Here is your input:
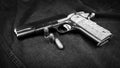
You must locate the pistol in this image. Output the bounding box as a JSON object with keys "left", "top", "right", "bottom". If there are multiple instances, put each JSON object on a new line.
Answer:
{"left": 14, "top": 11, "right": 112, "bottom": 46}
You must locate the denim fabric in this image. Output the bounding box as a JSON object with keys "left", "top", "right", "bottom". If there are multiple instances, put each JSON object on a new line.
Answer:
{"left": 0, "top": 0, "right": 120, "bottom": 68}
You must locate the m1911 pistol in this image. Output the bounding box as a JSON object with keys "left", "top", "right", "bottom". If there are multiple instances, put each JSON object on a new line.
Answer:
{"left": 14, "top": 11, "right": 112, "bottom": 46}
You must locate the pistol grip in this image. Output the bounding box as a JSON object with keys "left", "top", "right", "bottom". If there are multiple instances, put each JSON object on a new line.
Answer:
{"left": 71, "top": 14, "right": 112, "bottom": 46}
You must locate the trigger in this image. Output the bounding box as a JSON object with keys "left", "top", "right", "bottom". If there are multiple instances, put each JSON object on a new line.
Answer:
{"left": 63, "top": 24, "right": 72, "bottom": 31}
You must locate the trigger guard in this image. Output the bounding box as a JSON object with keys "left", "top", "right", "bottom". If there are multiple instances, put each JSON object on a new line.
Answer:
{"left": 56, "top": 24, "right": 72, "bottom": 33}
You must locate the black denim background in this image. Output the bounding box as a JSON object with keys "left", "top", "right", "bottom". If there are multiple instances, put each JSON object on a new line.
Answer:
{"left": 0, "top": 0, "right": 120, "bottom": 68}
